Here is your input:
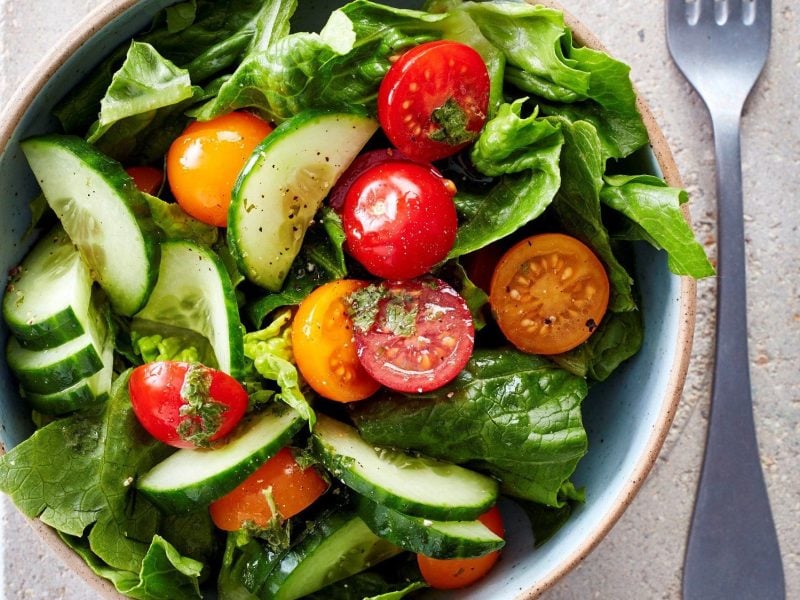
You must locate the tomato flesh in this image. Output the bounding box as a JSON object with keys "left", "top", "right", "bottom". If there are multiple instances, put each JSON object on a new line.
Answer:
{"left": 128, "top": 361, "right": 248, "bottom": 448}
{"left": 489, "top": 234, "right": 610, "bottom": 355}
{"left": 418, "top": 505, "right": 504, "bottom": 589}
{"left": 348, "top": 278, "right": 474, "bottom": 393}
{"left": 210, "top": 447, "right": 328, "bottom": 531}
{"left": 166, "top": 111, "right": 272, "bottom": 227}
{"left": 378, "top": 40, "right": 490, "bottom": 162}
{"left": 126, "top": 166, "right": 164, "bottom": 196}
{"left": 292, "top": 280, "right": 382, "bottom": 403}
{"left": 342, "top": 160, "right": 457, "bottom": 280}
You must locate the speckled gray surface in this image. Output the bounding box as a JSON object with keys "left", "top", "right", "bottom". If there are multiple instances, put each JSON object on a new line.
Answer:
{"left": 1, "top": 1, "right": 798, "bottom": 599}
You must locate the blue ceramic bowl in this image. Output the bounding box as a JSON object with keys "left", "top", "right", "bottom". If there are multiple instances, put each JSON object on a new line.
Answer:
{"left": 0, "top": 1, "right": 696, "bottom": 598}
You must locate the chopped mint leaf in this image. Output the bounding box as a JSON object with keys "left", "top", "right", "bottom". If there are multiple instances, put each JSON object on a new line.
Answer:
{"left": 177, "top": 364, "right": 227, "bottom": 447}
{"left": 382, "top": 298, "right": 418, "bottom": 337}
{"left": 346, "top": 283, "right": 388, "bottom": 333}
{"left": 429, "top": 97, "right": 475, "bottom": 146}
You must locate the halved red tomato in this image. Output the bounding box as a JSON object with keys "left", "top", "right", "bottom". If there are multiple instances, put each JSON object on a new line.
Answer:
{"left": 128, "top": 361, "right": 248, "bottom": 449}
{"left": 378, "top": 40, "right": 490, "bottom": 162}
{"left": 347, "top": 278, "right": 474, "bottom": 393}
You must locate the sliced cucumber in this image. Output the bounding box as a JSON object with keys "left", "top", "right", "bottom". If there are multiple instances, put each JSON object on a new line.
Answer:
{"left": 134, "top": 240, "right": 244, "bottom": 377}
{"left": 137, "top": 404, "right": 304, "bottom": 513}
{"left": 6, "top": 296, "right": 108, "bottom": 395}
{"left": 20, "top": 134, "right": 159, "bottom": 316}
{"left": 24, "top": 337, "right": 114, "bottom": 415}
{"left": 2, "top": 226, "right": 94, "bottom": 350}
{"left": 312, "top": 416, "right": 498, "bottom": 521}
{"left": 356, "top": 496, "right": 504, "bottom": 559}
{"left": 229, "top": 110, "right": 377, "bottom": 291}
{"left": 265, "top": 510, "right": 400, "bottom": 600}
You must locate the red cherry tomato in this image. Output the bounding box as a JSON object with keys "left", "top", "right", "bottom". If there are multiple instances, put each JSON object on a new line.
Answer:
{"left": 328, "top": 148, "right": 412, "bottom": 212}
{"left": 128, "top": 361, "right": 248, "bottom": 449}
{"left": 417, "top": 505, "right": 505, "bottom": 589}
{"left": 342, "top": 160, "right": 457, "bottom": 280}
{"left": 166, "top": 111, "right": 272, "bottom": 227}
{"left": 348, "top": 278, "right": 474, "bottom": 393}
{"left": 126, "top": 166, "right": 164, "bottom": 196}
{"left": 209, "top": 447, "right": 328, "bottom": 531}
{"left": 378, "top": 40, "right": 490, "bottom": 162}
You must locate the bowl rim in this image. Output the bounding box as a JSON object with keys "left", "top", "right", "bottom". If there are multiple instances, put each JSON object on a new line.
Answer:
{"left": 0, "top": 1, "right": 697, "bottom": 598}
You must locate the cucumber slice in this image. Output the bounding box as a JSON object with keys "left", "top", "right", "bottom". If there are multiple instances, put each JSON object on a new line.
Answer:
{"left": 20, "top": 134, "right": 159, "bottom": 316}
{"left": 137, "top": 404, "right": 304, "bottom": 514}
{"left": 312, "top": 416, "right": 498, "bottom": 521}
{"left": 24, "top": 337, "right": 114, "bottom": 415}
{"left": 2, "top": 226, "right": 93, "bottom": 350}
{"left": 134, "top": 240, "right": 243, "bottom": 377}
{"left": 229, "top": 110, "right": 377, "bottom": 291}
{"left": 6, "top": 297, "right": 108, "bottom": 395}
{"left": 356, "top": 496, "right": 504, "bottom": 559}
{"left": 265, "top": 510, "right": 400, "bottom": 600}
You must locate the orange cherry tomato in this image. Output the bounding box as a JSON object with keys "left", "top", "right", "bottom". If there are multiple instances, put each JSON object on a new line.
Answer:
{"left": 291, "top": 280, "right": 381, "bottom": 402}
{"left": 489, "top": 233, "right": 610, "bottom": 355}
{"left": 209, "top": 447, "right": 328, "bottom": 531}
{"left": 166, "top": 111, "right": 272, "bottom": 227}
{"left": 417, "top": 505, "right": 505, "bottom": 589}
{"left": 126, "top": 166, "right": 164, "bottom": 195}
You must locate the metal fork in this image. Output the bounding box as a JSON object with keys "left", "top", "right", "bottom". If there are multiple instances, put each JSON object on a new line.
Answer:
{"left": 665, "top": 1, "right": 784, "bottom": 599}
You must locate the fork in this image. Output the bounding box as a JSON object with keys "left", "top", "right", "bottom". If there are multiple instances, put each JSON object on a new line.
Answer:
{"left": 665, "top": 1, "right": 785, "bottom": 599}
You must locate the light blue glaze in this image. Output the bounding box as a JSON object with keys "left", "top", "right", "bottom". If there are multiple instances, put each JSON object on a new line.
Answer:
{"left": 0, "top": 1, "right": 687, "bottom": 597}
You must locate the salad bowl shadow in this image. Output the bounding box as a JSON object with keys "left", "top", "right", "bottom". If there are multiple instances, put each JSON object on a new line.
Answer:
{"left": 0, "top": 0, "right": 696, "bottom": 598}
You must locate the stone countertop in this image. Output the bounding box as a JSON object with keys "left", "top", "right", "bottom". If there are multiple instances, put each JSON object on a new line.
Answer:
{"left": 1, "top": 1, "right": 798, "bottom": 598}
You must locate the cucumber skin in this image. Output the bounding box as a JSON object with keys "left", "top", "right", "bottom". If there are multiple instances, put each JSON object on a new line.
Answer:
{"left": 25, "top": 387, "right": 108, "bottom": 416}
{"left": 264, "top": 510, "right": 401, "bottom": 600}
{"left": 21, "top": 135, "right": 161, "bottom": 316}
{"left": 356, "top": 496, "right": 504, "bottom": 559}
{"left": 311, "top": 433, "right": 497, "bottom": 522}
{"left": 228, "top": 109, "right": 377, "bottom": 292}
{"left": 4, "top": 309, "right": 85, "bottom": 351}
{"left": 6, "top": 337, "right": 104, "bottom": 395}
{"left": 137, "top": 410, "right": 305, "bottom": 514}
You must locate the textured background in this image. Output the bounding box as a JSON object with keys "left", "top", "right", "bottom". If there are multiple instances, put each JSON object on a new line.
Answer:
{"left": 1, "top": 1, "right": 798, "bottom": 598}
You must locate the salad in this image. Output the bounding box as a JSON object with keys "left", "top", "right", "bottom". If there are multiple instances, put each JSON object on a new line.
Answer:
{"left": 0, "top": 0, "right": 713, "bottom": 599}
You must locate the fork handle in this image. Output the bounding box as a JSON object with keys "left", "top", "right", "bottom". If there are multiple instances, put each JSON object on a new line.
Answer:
{"left": 682, "top": 111, "right": 785, "bottom": 600}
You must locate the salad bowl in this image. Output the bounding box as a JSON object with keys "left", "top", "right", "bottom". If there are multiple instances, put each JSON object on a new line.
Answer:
{"left": 0, "top": 0, "right": 697, "bottom": 598}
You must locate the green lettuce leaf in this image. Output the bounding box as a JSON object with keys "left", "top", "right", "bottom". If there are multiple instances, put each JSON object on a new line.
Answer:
{"left": 551, "top": 309, "right": 643, "bottom": 382}
{"left": 54, "top": 0, "right": 287, "bottom": 134}
{"left": 87, "top": 42, "right": 193, "bottom": 143}
{"left": 145, "top": 194, "right": 219, "bottom": 247}
{"left": 600, "top": 174, "right": 715, "bottom": 278}
{"left": 550, "top": 117, "right": 635, "bottom": 312}
{"left": 243, "top": 309, "right": 315, "bottom": 427}
{"left": 352, "top": 348, "right": 588, "bottom": 507}
{"left": 0, "top": 372, "right": 173, "bottom": 571}
{"left": 60, "top": 533, "right": 203, "bottom": 600}
{"left": 448, "top": 99, "right": 563, "bottom": 257}
{"left": 461, "top": 1, "right": 647, "bottom": 159}
{"left": 193, "top": 0, "right": 448, "bottom": 122}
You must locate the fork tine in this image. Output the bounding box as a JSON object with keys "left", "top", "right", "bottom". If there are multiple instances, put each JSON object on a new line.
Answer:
{"left": 727, "top": 0, "right": 743, "bottom": 23}
{"left": 696, "top": 0, "right": 717, "bottom": 24}
{"left": 667, "top": 0, "right": 690, "bottom": 27}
